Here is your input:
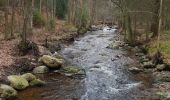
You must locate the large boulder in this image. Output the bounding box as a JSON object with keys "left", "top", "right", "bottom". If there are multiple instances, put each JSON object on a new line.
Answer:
{"left": 33, "top": 66, "right": 49, "bottom": 74}
{"left": 21, "top": 73, "right": 36, "bottom": 82}
{"left": 7, "top": 75, "right": 29, "bottom": 90}
{"left": 0, "top": 84, "right": 17, "bottom": 99}
{"left": 30, "top": 79, "right": 46, "bottom": 87}
{"left": 39, "top": 55, "right": 64, "bottom": 68}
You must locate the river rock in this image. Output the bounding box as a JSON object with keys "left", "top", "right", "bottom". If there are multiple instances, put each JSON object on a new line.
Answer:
{"left": 135, "top": 53, "right": 145, "bottom": 57}
{"left": 39, "top": 55, "right": 64, "bottom": 69}
{"left": 30, "top": 79, "right": 46, "bottom": 87}
{"left": 62, "top": 66, "right": 85, "bottom": 75}
{"left": 106, "top": 43, "right": 119, "bottom": 49}
{"left": 142, "top": 61, "right": 155, "bottom": 68}
{"left": 7, "top": 75, "right": 29, "bottom": 90}
{"left": 21, "top": 73, "right": 36, "bottom": 82}
{"left": 52, "top": 52, "right": 63, "bottom": 59}
{"left": 156, "top": 64, "right": 166, "bottom": 71}
{"left": 90, "top": 25, "right": 98, "bottom": 31}
{"left": 158, "top": 75, "right": 170, "bottom": 82}
{"left": 140, "top": 56, "right": 150, "bottom": 63}
{"left": 152, "top": 92, "right": 167, "bottom": 100}
{"left": 128, "top": 67, "right": 143, "bottom": 74}
{"left": 33, "top": 66, "right": 49, "bottom": 74}
{"left": 0, "top": 84, "right": 18, "bottom": 99}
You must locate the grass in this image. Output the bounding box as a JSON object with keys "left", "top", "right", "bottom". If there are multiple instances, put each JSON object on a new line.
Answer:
{"left": 148, "top": 30, "right": 170, "bottom": 60}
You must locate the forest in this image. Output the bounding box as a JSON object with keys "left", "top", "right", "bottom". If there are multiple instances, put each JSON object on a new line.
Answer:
{"left": 0, "top": 0, "right": 170, "bottom": 100}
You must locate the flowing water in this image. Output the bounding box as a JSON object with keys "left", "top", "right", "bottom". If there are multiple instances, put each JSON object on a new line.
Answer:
{"left": 18, "top": 27, "right": 150, "bottom": 100}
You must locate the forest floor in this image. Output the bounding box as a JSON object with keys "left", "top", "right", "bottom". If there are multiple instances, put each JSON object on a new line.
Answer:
{"left": 0, "top": 20, "right": 79, "bottom": 82}
{"left": 147, "top": 31, "right": 170, "bottom": 98}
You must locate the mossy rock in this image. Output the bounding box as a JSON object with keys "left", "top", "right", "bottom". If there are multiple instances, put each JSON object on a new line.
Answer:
{"left": 63, "top": 66, "right": 85, "bottom": 75}
{"left": 39, "top": 55, "right": 64, "bottom": 69}
{"left": 52, "top": 52, "right": 64, "bottom": 59}
{"left": 21, "top": 73, "right": 36, "bottom": 82}
{"left": 7, "top": 75, "right": 29, "bottom": 90}
{"left": 156, "top": 64, "right": 166, "bottom": 71}
{"left": 30, "top": 79, "right": 46, "bottom": 87}
{"left": 152, "top": 92, "right": 167, "bottom": 100}
{"left": 33, "top": 66, "right": 49, "bottom": 74}
{"left": 0, "top": 84, "right": 18, "bottom": 99}
{"left": 142, "top": 61, "right": 155, "bottom": 68}
{"left": 158, "top": 76, "right": 170, "bottom": 82}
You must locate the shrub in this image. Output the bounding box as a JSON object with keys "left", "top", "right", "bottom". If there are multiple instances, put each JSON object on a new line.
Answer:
{"left": 48, "top": 19, "right": 56, "bottom": 30}
{"left": 33, "top": 11, "right": 46, "bottom": 27}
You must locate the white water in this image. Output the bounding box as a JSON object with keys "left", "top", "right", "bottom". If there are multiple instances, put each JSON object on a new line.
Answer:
{"left": 61, "top": 27, "right": 141, "bottom": 100}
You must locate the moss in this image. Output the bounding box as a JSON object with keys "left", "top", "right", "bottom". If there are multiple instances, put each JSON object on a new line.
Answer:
{"left": 33, "top": 11, "right": 46, "bottom": 27}
{"left": 7, "top": 75, "right": 29, "bottom": 90}
{"left": 30, "top": 79, "right": 46, "bottom": 87}
{"left": 21, "top": 73, "right": 36, "bottom": 82}
{"left": 148, "top": 30, "right": 170, "bottom": 60}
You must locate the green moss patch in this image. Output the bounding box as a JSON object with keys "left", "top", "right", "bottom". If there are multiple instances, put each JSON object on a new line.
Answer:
{"left": 148, "top": 30, "right": 170, "bottom": 59}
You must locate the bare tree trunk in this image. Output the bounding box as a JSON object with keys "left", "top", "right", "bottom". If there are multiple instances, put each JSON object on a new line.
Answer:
{"left": 30, "top": 0, "right": 34, "bottom": 30}
{"left": 39, "top": 0, "right": 42, "bottom": 14}
{"left": 151, "top": 0, "right": 160, "bottom": 38}
{"left": 10, "top": 0, "right": 16, "bottom": 39}
{"left": 4, "top": 0, "right": 9, "bottom": 39}
{"left": 157, "top": 0, "right": 163, "bottom": 51}
{"left": 22, "top": 0, "right": 30, "bottom": 44}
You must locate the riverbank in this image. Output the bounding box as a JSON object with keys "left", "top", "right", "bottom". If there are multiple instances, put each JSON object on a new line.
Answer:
{"left": 126, "top": 30, "right": 170, "bottom": 99}
{"left": 0, "top": 20, "right": 82, "bottom": 82}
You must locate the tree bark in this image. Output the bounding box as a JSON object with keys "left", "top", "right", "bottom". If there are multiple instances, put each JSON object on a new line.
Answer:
{"left": 151, "top": 0, "right": 160, "bottom": 38}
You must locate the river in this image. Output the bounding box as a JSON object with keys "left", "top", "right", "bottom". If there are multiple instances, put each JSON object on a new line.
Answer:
{"left": 18, "top": 27, "right": 150, "bottom": 100}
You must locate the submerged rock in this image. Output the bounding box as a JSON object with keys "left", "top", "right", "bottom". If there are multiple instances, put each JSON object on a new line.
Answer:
{"left": 106, "top": 43, "right": 119, "bottom": 49}
{"left": 62, "top": 66, "right": 85, "bottom": 75}
{"left": 30, "top": 79, "right": 46, "bottom": 87}
{"left": 128, "top": 67, "right": 143, "bottom": 74}
{"left": 39, "top": 55, "right": 64, "bottom": 69}
{"left": 21, "top": 73, "right": 36, "bottom": 82}
{"left": 0, "top": 84, "right": 18, "bottom": 99}
{"left": 7, "top": 75, "right": 29, "bottom": 90}
{"left": 33, "top": 66, "right": 49, "bottom": 74}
